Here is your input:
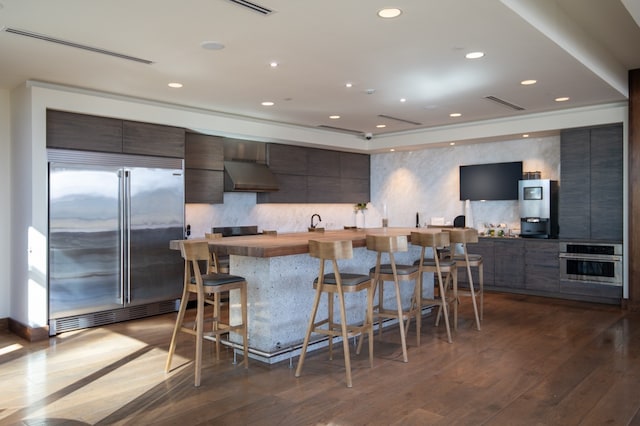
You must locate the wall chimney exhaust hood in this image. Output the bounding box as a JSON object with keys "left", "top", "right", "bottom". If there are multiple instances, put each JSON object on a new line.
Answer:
{"left": 222, "top": 138, "right": 278, "bottom": 192}
{"left": 224, "top": 160, "right": 279, "bottom": 192}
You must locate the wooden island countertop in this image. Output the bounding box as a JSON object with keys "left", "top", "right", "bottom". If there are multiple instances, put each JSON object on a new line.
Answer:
{"left": 170, "top": 227, "right": 423, "bottom": 258}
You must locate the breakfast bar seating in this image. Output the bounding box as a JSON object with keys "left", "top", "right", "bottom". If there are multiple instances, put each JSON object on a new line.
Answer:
{"left": 165, "top": 241, "right": 249, "bottom": 387}
{"left": 411, "top": 230, "right": 456, "bottom": 343}
{"left": 449, "top": 228, "right": 482, "bottom": 331}
{"left": 366, "top": 234, "right": 420, "bottom": 363}
{"left": 295, "top": 239, "right": 374, "bottom": 388}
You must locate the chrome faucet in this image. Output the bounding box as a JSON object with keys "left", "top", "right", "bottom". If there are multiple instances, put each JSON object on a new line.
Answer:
{"left": 310, "top": 213, "right": 321, "bottom": 229}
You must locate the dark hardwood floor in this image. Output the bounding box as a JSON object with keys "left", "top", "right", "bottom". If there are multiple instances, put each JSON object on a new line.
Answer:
{"left": 2, "top": 292, "right": 639, "bottom": 425}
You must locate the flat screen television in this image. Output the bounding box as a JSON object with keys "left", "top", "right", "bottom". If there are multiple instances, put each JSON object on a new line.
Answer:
{"left": 459, "top": 161, "right": 522, "bottom": 201}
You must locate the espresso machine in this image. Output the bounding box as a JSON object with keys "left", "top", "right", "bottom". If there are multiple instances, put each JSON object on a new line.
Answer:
{"left": 519, "top": 179, "right": 558, "bottom": 238}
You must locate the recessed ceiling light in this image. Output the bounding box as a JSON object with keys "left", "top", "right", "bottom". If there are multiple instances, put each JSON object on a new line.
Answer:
{"left": 400, "top": 98, "right": 407, "bottom": 103}
{"left": 168, "top": 82, "right": 183, "bottom": 88}
{"left": 465, "top": 51, "right": 485, "bottom": 59}
{"left": 521, "top": 79, "right": 537, "bottom": 85}
{"left": 555, "top": 97, "right": 570, "bottom": 102}
{"left": 390, "top": 148, "right": 395, "bottom": 152}
{"left": 376, "top": 124, "right": 386, "bottom": 128}
{"left": 450, "top": 142, "right": 456, "bottom": 146}
{"left": 345, "top": 82, "right": 353, "bottom": 88}
{"left": 329, "top": 115, "right": 340, "bottom": 119}
{"left": 200, "top": 41, "right": 225, "bottom": 50}
{"left": 270, "top": 61, "right": 278, "bottom": 68}
{"left": 523, "top": 134, "right": 530, "bottom": 138}
{"left": 261, "top": 101, "right": 275, "bottom": 106}
{"left": 378, "top": 8, "right": 402, "bottom": 18}
{"left": 450, "top": 113, "right": 462, "bottom": 117}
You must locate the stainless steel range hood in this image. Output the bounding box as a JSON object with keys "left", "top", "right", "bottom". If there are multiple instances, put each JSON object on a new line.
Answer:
{"left": 224, "top": 161, "right": 279, "bottom": 192}
{"left": 223, "top": 139, "right": 279, "bottom": 192}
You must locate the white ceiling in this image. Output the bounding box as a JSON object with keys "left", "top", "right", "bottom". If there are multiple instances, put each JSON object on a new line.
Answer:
{"left": 1, "top": 0, "right": 639, "bottom": 140}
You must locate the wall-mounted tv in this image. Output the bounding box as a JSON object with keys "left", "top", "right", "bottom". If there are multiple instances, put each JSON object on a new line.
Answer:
{"left": 459, "top": 161, "right": 522, "bottom": 201}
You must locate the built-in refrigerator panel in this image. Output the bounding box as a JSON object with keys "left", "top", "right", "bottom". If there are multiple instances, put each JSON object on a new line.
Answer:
{"left": 48, "top": 149, "right": 184, "bottom": 332}
{"left": 49, "top": 164, "right": 124, "bottom": 317}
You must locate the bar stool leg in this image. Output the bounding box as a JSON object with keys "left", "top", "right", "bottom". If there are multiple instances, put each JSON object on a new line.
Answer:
{"left": 295, "top": 276, "right": 324, "bottom": 379}
{"left": 165, "top": 275, "right": 190, "bottom": 373}
{"left": 465, "top": 261, "right": 481, "bottom": 331}
{"left": 240, "top": 286, "right": 249, "bottom": 368}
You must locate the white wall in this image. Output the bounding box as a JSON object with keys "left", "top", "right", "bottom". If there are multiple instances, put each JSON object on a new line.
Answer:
{"left": 0, "top": 89, "right": 10, "bottom": 319}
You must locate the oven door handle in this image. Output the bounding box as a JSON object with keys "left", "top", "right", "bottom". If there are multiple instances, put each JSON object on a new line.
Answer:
{"left": 558, "top": 253, "right": 622, "bottom": 262}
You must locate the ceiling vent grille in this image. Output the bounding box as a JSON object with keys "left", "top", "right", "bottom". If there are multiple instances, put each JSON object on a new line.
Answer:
{"left": 317, "top": 125, "right": 363, "bottom": 135}
{"left": 227, "top": 0, "right": 274, "bottom": 15}
{"left": 484, "top": 96, "right": 525, "bottom": 111}
{"left": 377, "top": 114, "right": 422, "bottom": 126}
{"left": 2, "top": 27, "right": 154, "bottom": 64}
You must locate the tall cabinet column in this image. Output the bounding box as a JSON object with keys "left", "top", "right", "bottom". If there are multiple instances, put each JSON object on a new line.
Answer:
{"left": 629, "top": 68, "right": 640, "bottom": 311}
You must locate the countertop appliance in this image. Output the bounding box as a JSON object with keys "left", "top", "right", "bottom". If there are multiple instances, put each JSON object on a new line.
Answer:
{"left": 212, "top": 225, "right": 259, "bottom": 237}
{"left": 519, "top": 179, "right": 558, "bottom": 238}
{"left": 48, "top": 150, "right": 185, "bottom": 334}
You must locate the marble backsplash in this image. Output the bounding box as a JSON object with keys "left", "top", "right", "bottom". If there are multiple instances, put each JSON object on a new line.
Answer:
{"left": 185, "top": 135, "right": 560, "bottom": 238}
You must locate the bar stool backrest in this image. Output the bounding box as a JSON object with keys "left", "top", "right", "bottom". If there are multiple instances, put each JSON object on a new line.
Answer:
{"left": 179, "top": 241, "right": 212, "bottom": 283}
{"left": 448, "top": 228, "right": 479, "bottom": 244}
{"left": 411, "top": 230, "right": 450, "bottom": 249}
{"left": 366, "top": 234, "right": 408, "bottom": 253}
{"left": 309, "top": 239, "right": 353, "bottom": 260}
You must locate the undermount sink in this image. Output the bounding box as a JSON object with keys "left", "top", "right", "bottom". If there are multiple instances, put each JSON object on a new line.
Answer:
{"left": 308, "top": 227, "right": 325, "bottom": 232}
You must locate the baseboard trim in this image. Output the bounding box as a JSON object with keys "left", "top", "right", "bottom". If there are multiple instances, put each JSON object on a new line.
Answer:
{"left": 0, "top": 317, "right": 8, "bottom": 332}
{"left": 8, "top": 318, "right": 50, "bottom": 342}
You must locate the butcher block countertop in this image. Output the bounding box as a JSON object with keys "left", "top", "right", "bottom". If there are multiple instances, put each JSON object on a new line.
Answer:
{"left": 170, "top": 227, "right": 426, "bottom": 258}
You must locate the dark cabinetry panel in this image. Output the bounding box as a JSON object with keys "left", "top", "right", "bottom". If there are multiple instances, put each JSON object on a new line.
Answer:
{"left": 494, "top": 239, "right": 524, "bottom": 289}
{"left": 46, "top": 110, "right": 185, "bottom": 159}
{"left": 524, "top": 240, "right": 559, "bottom": 292}
{"left": 259, "top": 144, "right": 370, "bottom": 203}
{"left": 185, "top": 133, "right": 224, "bottom": 171}
{"left": 123, "top": 121, "right": 185, "bottom": 158}
{"left": 184, "top": 133, "right": 224, "bottom": 204}
{"left": 559, "top": 124, "right": 623, "bottom": 240}
{"left": 458, "top": 238, "right": 494, "bottom": 288}
{"left": 185, "top": 169, "right": 223, "bottom": 204}
{"left": 47, "top": 110, "right": 123, "bottom": 152}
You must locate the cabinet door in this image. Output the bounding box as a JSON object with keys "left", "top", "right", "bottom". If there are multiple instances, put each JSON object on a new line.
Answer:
{"left": 267, "top": 144, "right": 308, "bottom": 175}
{"left": 123, "top": 121, "right": 185, "bottom": 158}
{"left": 258, "top": 174, "right": 308, "bottom": 203}
{"left": 185, "top": 133, "right": 224, "bottom": 170}
{"left": 559, "top": 129, "right": 591, "bottom": 239}
{"left": 590, "top": 124, "right": 623, "bottom": 240}
{"left": 494, "top": 240, "right": 524, "bottom": 289}
{"left": 185, "top": 169, "right": 224, "bottom": 204}
{"left": 340, "top": 152, "right": 370, "bottom": 179}
{"left": 47, "top": 110, "right": 123, "bottom": 153}
{"left": 308, "top": 148, "right": 340, "bottom": 177}
{"left": 524, "top": 240, "right": 559, "bottom": 292}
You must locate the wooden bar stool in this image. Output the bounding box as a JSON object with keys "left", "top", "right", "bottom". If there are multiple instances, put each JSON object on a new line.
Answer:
{"left": 165, "top": 241, "right": 248, "bottom": 387}
{"left": 449, "top": 228, "right": 482, "bottom": 331}
{"left": 366, "top": 234, "right": 420, "bottom": 363}
{"left": 410, "top": 230, "right": 457, "bottom": 343}
{"left": 295, "top": 239, "right": 374, "bottom": 388}
{"left": 204, "top": 232, "right": 229, "bottom": 273}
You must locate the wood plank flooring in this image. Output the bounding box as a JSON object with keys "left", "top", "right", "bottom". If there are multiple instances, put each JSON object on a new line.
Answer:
{"left": 1, "top": 292, "right": 639, "bottom": 425}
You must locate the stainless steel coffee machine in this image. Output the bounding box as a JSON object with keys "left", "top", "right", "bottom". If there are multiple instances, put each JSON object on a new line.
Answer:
{"left": 519, "top": 179, "right": 558, "bottom": 238}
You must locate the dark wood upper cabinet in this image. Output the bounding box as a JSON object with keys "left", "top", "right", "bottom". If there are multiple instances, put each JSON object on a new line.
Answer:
{"left": 185, "top": 133, "right": 224, "bottom": 171}
{"left": 123, "top": 120, "right": 185, "bottom": 158}
{"left": 184, "top": 169, "right": 224, "bottom": 204}
{"left": 559, "top": 124, "right": 622, "bottom": 241}
{"left": 47, "top": 110, "right": 123, "bottom": 153}
{"left": 259, "top": 143, "right": 370, "bottom": 204}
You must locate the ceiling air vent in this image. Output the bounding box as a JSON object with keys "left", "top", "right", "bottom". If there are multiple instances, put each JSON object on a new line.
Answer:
{"left": 317, "top": 125, "right": 363, "bottom": 135}
{"left": 227, "top": 0, "right": 274, "bottom": 15}
{"left": 377, "top": 114, "right": 422, "bottom": 126}
{"left": 484, "top": 96, "right": 525, "bottom": 111}
{"left": 2, "top": 27, "right": 153, "bottom": 64}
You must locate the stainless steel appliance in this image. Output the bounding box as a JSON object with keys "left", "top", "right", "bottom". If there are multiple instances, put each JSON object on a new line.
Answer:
{"left": 559, "top": 242, "right": 622, "bottom": 286}
{"left": 519, "top": 179, "right": 558, "bottom": 238}
{"left": 48, "top": 150, "right": 185, "bottom": 334}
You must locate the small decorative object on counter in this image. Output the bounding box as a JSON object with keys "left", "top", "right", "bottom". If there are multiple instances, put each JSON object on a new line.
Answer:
{"left": 354, "top": 202, "right": 367, "bottom": 228}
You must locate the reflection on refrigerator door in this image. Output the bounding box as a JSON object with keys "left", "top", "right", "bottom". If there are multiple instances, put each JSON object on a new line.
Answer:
{"left": 48, "top": 153, "right": 185, "bottom": 333}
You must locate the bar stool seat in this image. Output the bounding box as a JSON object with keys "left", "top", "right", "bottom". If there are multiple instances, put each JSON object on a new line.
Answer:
{"left": 367, "top": 234, "right": 420, "bottom": 363}
{"left": 165, "top": 241, "right": 248, "bottom": 387}
{"left": 295, "top": 240, "right": 374, "bottom": 388}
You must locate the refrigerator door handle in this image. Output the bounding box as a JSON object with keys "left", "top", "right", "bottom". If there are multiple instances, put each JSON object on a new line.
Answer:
{"left": 123, "top": 169, "right": 132, "bottom": 304}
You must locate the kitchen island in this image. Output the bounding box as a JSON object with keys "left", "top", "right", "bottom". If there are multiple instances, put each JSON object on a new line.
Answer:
{"left": 170, "top": 228, "right": 427, "bottom": 363}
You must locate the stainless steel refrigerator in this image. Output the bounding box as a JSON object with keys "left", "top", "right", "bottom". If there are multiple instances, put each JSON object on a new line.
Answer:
{"left": 48, "top": 150, "right": 185, "bottom": 334}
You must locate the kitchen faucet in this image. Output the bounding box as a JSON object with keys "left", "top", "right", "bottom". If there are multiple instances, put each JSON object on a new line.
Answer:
{"left": 310, "top": 213, "right": 321, "bottom": 229}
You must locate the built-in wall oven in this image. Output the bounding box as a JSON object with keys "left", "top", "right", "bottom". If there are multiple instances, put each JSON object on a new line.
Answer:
{"left": 559, "top": 242, "right": 623, "bottom": 286}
